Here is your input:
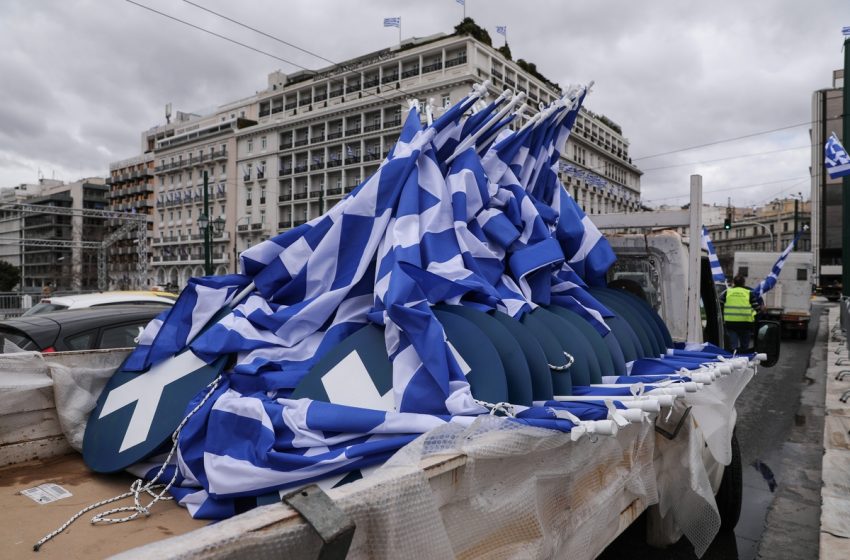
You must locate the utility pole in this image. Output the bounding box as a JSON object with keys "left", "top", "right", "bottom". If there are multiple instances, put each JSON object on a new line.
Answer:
{"left": 843, "top": 33, "right": 850, "bottom": 295}
{"left": 793, "top": 197, "right": 799, "bottom": 251}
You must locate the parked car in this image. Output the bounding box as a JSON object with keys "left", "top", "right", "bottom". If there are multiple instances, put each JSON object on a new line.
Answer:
{"left": 0, "top": 305, "right": 165, "bottom": 352}
{"left": 22, "top": 291, "right": 177, "bottom": 317}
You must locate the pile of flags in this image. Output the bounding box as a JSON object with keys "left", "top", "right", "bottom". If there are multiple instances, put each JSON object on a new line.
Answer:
{"left": 122, "top": 86, "right": 637, "bottom": 519}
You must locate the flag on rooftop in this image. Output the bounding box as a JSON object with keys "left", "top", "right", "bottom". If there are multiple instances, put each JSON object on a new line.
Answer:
{"left": 701, "top": 226, "right": 726, "bottom": 284}
{"left": 455, "top": 0, "right": 465, "bottom": 5}
{"left": 496, "top": 26, "right": 507, "bottom": 36}
{"left": 825, "top": 133, "right": 850, "bottom": 179}
{"left": 842, "top": 25, "right": 850, "bottom": 37}
{"left": 383, "top": 17, "right": 400, "bottom": 28}
{"left": 752, "top": 231, "right": 803, "bottom": 299}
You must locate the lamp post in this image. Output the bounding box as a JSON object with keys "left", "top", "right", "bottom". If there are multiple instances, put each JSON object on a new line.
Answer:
{"left": 199, "top": 171, "right": 226, "bottom": 276}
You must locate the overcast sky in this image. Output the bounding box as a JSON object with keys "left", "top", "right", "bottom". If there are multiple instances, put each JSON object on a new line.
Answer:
{"left": 0, "top": 0, "right": 847, "bottom": 208}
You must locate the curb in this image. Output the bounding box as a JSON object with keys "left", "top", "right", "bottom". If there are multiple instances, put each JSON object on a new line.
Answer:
{"left": 821, "top": 305, "right": 850, "bottom": 558}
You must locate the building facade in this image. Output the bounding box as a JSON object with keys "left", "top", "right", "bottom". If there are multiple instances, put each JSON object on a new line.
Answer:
{"left": 129, "top": 32, "right": 641, "bottom": 290}
{"left": 106, "top": 153, "right": 155, "bottom": 289}
{"left": 705, "top": 198, "right": 811, "bottom": 278}
{"left": 811, "top": 69, "right": 844, "bottom": 289}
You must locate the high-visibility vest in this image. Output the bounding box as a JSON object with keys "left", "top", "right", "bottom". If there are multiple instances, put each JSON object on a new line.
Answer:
{"left": 723, "top": 287, "right": 755, "bottom": 323}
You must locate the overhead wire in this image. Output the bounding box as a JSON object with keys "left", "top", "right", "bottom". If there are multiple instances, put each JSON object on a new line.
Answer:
{"left": 642, "top": 176, "right": 811, "bottom": 203}
{"left": 639, "top": 144, "right": 811, "bottom": 173}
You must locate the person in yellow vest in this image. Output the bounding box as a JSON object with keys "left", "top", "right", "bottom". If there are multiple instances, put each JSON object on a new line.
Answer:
{"left": 721, "top": 275, "right": 762, "bottom": 352}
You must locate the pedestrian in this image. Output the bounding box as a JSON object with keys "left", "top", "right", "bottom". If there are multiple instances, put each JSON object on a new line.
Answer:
{"left": 721, "top": 275, "right": 762, "bottom": 353}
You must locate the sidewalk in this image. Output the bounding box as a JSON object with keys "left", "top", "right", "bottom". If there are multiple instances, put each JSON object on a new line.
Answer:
{"left": 821, "top": 305, "right": 850, "bottom": 559}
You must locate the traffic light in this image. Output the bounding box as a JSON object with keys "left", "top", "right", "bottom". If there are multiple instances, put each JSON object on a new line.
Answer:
{"left": 724, "top": 216, "right": 732, "bottom": 230}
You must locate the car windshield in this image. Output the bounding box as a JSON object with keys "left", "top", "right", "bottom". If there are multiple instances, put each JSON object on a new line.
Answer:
{"left": 0, "top": 328, "right": 38, "bottom": 351}
{"left": 21, "top": 302, "right": 68, "bottom": 316}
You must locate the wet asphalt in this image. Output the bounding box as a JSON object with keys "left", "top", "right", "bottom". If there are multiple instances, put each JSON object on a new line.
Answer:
{"left": 599, "top": 302, "right": 826, "bottom": 559}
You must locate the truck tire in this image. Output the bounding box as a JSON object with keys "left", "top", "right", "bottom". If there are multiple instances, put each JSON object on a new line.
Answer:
{"left": 716, "top": 430, "right": 742, "bottom": 531}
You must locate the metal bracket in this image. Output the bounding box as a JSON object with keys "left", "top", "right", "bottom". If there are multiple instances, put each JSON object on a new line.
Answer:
{"left": 654, "top": 405, "right": 692, "bottom": 440}
{"left": 282, "top": 485, "right": 355, "bottom": 560}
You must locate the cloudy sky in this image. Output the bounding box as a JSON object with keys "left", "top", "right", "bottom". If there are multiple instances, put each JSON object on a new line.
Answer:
{"left": 0, "top": 0, "right": 847, "bottom": 208}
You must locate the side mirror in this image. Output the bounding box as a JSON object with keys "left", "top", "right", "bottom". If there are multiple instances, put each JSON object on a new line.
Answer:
{"left": 755, "top": 320, "right": 781, "bottom": 368}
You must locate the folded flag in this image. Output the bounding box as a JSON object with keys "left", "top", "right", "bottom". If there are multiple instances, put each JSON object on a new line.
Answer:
{"left": 383, "top": 17, "right": 400, "bottom": 28}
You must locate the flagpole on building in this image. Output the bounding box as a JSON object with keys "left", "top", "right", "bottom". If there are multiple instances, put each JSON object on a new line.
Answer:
{"left": 843, "top": 33, "right": 850, "bottom": 296}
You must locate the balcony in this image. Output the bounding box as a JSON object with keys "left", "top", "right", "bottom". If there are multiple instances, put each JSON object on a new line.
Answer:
{"left": 327, "top": 131, "right": 342, "bottom": 140}
{"left": 422, "top": 61, "right": 443, "bottom": 73}
{"left": 310, "top": 162, "right": 325, "bottom": 171}
{"left": 445, "top": 55, "right": 467, "bottom": 68}
{"left": 384, "top": 119, "right": 401, "bottom": 129}
{"left": 237, "top": 224, "right": 249, "bottom": 232}
{"left": 293, "top": 219, "right": 307, "bottom": 227}
{"left": 364, "top": 123, "right": 381, "bottom": 133}
{"left": 294, "top": 164, "right": 308, "bottom": 173}
{"left": 363, "top": 152, "right": 381, "bottom": 162}
{"left": 329, "top": 88, "right": 343, "bottom": 98}
{"left": 312, "top": 133, "right": 325, "bottom": 143}
{"left": 345, "top": 156, "right": 361, "bottom": 164}
{"left": 279, "top": 167, "right": 292, "bottom": 176}
{"left": 278, "top": 193, "right": 291, "bottom": 202}
{"left": 326, "top": 187, "right": 343, "bottom": 196}
{"left": 278, "top": 220, "right": 291, "bottom": 229}
{"left": 294, "top": 138, "right": 308, "bottom": 147}
{"left": 294, "top": 191, "right": 308, "bottom": 200}
{"left": 280, "top": 141, "right": 293, "bottom": 150}
{"left": 401, "top": 67, "right": 419, "bottom": 78}
{"left": 314, "top": 93, "right": 327, "bottom": 102}
{"left": 285, "top": 102, "right": 297, "bottom": 110}
{"left": 327, "top": 159, "right": 342, "bottom": 168}
{"left": 251, "top": 223, "right": 265, "bottom": 231}
{"left": 346, "top": 83, "right": 361, "bottom": 93}
{"left": 299, "top": 98, "right": 312, "bottom": 107}
{"left": 381, "top": 73, "right": 399, "bottom": 84}
{"left": 345, "top": 127, "right": 361, "bottom": 136}
{"left": 491, "top": 68, "right": 503, "bottom": 79}
{"left": 259, "top": 108, "right": 270, "bottom": 118}
{"left": 362, "top": 78, "right": 379, "bottom": 88}
{"left": 211, "top": 149, "right": 227, "bottom": 160}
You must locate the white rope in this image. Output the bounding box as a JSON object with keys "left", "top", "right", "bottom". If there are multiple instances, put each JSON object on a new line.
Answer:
{"left": 34, "top": 374, "right": 223, "bottom": 552}
{"left": 474, "top": 399, "right": 516, "bottom": 417}
{"left": 548, "top": 352, "right": 575, "bottom": 372}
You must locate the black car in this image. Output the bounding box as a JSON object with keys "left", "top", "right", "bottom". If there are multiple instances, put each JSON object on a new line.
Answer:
{"left": 0, "top": 305, "right": 165, "bottom": 352}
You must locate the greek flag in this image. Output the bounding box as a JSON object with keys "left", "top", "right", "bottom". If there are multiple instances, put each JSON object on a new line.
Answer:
{"left": 752, "top": 231, "right": 802, "bottom": 299}
{"left": 701, "top": 226, "right": 726, "bottom": 283}
{"left": 825, "top": 133, "right": 850, "bottom": 179}
{"left": 496, "top": 26, "right": 507, "bottom": 36}
{"left": 383, "top": 17, "right": 400, "bottom": 28}
{"left": 456, "top": 0, "right": 465, "bottom": 5}
{"left": 843, "top": 25, "right": 850, "bottom": 36}
{"left": 120, "top": 90, "right": 635, "bottom": 520}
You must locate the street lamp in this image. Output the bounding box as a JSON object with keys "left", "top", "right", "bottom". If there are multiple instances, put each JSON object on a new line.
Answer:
{"left": 199, "top": 170, "right": 227, "bottom": 276}
{"left": 233, "top": 216, "right": 250, "bottom": 274}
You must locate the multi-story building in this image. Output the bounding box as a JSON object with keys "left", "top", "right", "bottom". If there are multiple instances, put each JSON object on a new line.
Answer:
{"left": 0, "top": 180, "right": 57, "bottom": 271}
{"left": 135, "top": 31, "right": 641, "bottom": 289}
{"left": 705, "top": 198, "right": 811, "bottom": 278}
{"left": 106, "top": 153, "right": 155, "bottom": 289}
{"left": 18, "top": 178, "right": 109, "bottom": 293}
{"left": 811, "top": 69, "right": 844, "bottom": 289}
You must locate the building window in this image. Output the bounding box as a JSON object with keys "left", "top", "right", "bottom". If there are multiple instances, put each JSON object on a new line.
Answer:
{"left": 261, "top": 136, "right": 267, "bottom": 150}
{"left": 247, "top": 139, "right": 253, "bottom": 153}
{"left": 442, "top": 95, "right": 451, "bottom": 108}
{"left": 796, "top": 268, "right": 807, "bottom": 281}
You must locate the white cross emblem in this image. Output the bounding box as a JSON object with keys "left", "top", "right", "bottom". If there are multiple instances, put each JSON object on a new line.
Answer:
{"left": 99, "top": 350, "right": 208, "bottom": 453}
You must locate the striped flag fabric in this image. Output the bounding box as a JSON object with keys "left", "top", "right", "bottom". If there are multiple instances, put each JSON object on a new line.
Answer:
{"left": 496, "top": 26, "right": 507, "bottom": 36}
{"left": 383, "top": 17, "right": 400, "bottom": 28}
{"left": 752, "top": 231, "right": 802, "bottom": 299}
{"left": 825, "top": 133, "right": 850, "bottom": 179}
{"left": 701, "top": 226, "right": 726, "bottom": 283}
{"left": 113, "top": 86, "right": 666, "bottom": 520}
{"left": 843, "top": 25, "right": 850, "bottom": 37}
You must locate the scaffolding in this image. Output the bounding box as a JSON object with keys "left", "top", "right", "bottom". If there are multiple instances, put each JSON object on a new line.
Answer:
{"left": 0, "top": 203, "right": 148, "bottom": 291}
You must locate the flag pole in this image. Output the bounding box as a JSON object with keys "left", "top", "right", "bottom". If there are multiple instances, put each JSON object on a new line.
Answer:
{"left": 399, "top": 20, "right": 402, "bottom": 45}
{"left": 843, "top": 33, "right": 850, "bottom": 296}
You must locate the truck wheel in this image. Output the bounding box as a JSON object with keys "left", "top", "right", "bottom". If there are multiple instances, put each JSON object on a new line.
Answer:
{"left": 716, "top": 430, "right": 742, "bottom": 531}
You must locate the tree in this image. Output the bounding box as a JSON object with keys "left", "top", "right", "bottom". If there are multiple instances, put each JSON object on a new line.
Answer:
{"left": 453, "top": 17, "right": 492, "bottom": 46}
{"left": 0, "top": 261, "right": 20, "bottom": 291}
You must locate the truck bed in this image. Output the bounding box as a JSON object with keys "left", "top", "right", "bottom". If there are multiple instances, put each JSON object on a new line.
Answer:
{"left": 0, "top": 453, "right": 207, "bottom": 559}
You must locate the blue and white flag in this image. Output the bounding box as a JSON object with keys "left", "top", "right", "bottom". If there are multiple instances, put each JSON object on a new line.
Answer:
{"left": 496, "top": 26, "right": 507, "bottom": 36}
{"left": 701, "top": 226, "right": 726, "bottom": 283}
{"left": 456, "top": 0, "right": 465, "bottom": 5}
{"left": 825, "top": 133, "right": 850, "bottom": 179}
{"left": 116, "top": 88, "right": 658, "bottom": 521}
{"left": 843, "top": 25, "right": 850, "bottom": 37}
{"left": 752, "top": 231, "right": 802, "bottom": 299}
{"left": 383, "top": 17, "right": 400, "bottom": 28}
